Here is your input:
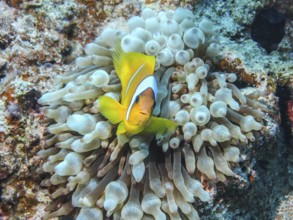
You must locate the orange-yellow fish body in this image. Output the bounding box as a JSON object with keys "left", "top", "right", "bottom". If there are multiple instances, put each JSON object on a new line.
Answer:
{"left": 98, "top": 44, "right": 177, "bottom": 136}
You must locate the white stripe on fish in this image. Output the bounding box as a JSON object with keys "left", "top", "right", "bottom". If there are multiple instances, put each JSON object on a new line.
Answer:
{"left": 125, "top": 63, "right": 145, "bottom": 97}
{"left": 126, "top": 75, "right": 157, "bottom": 121}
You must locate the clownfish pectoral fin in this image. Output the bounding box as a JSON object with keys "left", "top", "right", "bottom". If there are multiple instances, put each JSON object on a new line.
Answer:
{"left": 144, "top": 116, "right": 177, "bottom": 135}
{"left": 98, "top": 96, "right": 125, "bottom": 124}
{"left": 117, "top": 121, "right": 127, "bottom": 135}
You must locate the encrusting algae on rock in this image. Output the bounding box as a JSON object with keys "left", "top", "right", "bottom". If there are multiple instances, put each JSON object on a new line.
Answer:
{"left": 37, "top": 7, "right": 269, "bottom": 219}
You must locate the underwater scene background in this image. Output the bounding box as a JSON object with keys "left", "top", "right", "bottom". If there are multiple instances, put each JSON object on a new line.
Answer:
{"left": 0, "top": 0, "right": 292, "bottom": 219}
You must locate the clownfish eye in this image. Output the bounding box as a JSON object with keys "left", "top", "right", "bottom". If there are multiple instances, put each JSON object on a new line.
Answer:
{"left": 134, "top": 96, "right": 140, "bottom": 103}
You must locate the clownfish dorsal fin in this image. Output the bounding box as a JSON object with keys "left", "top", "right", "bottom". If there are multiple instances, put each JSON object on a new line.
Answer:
{"left": 112, "top": 42, "right": 125, "bottom": 80}
{"left": 112, "top": 42, "right": 156, "bottom": 102}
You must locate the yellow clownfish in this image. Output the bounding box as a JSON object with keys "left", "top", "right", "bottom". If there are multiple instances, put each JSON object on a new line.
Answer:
{"left": 98, "top": 44, "right": 177, "bottom": 136}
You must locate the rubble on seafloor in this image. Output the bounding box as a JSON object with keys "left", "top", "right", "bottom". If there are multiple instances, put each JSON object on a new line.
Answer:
{"left": 0, "top": 0, "right": 292, "bottom": 219}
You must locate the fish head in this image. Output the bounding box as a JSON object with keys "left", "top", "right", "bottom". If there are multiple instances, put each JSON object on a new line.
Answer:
{"left": 124, "top": 88, "right": 155, "bottom": 134}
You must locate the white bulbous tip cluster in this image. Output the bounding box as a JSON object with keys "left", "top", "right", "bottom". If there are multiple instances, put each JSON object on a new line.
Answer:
{"left": 38, "top": 6, "right": 267, "bottom": 220}
{"left": 113, "top": 6, "right": 221, "bottom": 70}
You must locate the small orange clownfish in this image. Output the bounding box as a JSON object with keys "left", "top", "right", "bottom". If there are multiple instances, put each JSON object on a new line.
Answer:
{"left": 98, "top": 44, "right": 177, "bottom": 136}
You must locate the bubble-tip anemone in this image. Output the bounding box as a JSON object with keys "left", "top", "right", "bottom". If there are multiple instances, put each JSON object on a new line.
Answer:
{"left": 38, "top": 7, "right": 268, "bottom": 220}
